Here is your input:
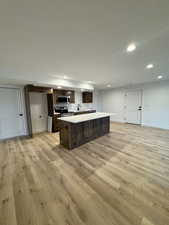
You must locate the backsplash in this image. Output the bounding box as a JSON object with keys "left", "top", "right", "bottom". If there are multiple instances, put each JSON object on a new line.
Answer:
{"left": 68, "top": 103, "right": 94, "bottom": 112}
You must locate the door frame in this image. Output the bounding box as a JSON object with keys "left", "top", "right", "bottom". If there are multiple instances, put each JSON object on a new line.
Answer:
{"left": 24, "top": 85, "right": 53, "bottom": 137}
{"left": 124, "top": 89, "right": 143, "bottom": 125}
{"left": 29, "top": 92, "right": 48, "bottom": 134}
{"left": 0, "top": 85, "right": 27, "bottom": 139}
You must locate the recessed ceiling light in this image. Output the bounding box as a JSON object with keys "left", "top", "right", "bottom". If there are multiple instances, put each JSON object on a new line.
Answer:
{"left": 146, "top": 64, "right": 154, "bottom": 69}
{"left": 107, "top": 84, "right": 111, "bottom": 87}
{"left": 157, "top": 75, "right": 163, "bottom": 79}
{"left": 63, "top": 75, "right": 67, "bottom": 79}
{"left": 57, "top": 86, "right": 62, "bottom": 89}
{"left": 126, "top": 43, "right": 136, "bottom": 52}
{"left": 86, "top": 81, "right": 96, "bottom": 85}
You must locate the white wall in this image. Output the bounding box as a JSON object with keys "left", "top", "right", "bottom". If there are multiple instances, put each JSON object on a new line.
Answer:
{"left": 100, "top": 80, "right": 169, "bottom": 130}
{"left": 100, "top": 89, "right": 125, "bottom": 122}
{"left": 142, "top": 82, "right": 169, "bottom": 129}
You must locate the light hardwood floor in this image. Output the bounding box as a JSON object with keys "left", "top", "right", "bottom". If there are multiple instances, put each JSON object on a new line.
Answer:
{"left": 0, "top": 122, "right": 169, "bottom": 225}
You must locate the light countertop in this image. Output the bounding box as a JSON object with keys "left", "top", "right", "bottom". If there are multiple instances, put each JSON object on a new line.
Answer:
{"left": 58, "top": 112, "right": 114, "bottom": 123}
{"left": 69, "top": 109, "right": 95, "bottom": 112}
{"left": 54, "top": 112, "right": 61, "bottom": 115}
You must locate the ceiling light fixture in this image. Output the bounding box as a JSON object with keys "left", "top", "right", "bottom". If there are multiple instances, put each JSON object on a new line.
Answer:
{"left": 157, "top": 75, "right": 163, "bottom": 79}
{"left": 146, "top": 64, "right": 154, "bottom": 69}
{"left": 107, "top": 84, "right": 111, "bottom": 87}
{"left": 126, "top": 43, "right": 136, "bottom": 52}
{"left": 57, "top": 86, "right": 62, "bottom": 89}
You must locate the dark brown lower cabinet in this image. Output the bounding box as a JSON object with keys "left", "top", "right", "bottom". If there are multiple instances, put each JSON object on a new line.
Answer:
{"left": 73, "top": 110, "right": 96, "bottom": 115}
{"left": 52, "top": 114, "right": 61, "bottom": 132}
{"left": 59, "top": 116, "right": 110, "bottom": 150}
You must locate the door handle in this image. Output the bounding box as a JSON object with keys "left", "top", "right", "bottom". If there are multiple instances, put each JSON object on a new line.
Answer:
{"left": 138, "top": 106, "right": 142, "bottom": 111}
{"left": 19, "top": 113, "right": 23, "bottom": 116}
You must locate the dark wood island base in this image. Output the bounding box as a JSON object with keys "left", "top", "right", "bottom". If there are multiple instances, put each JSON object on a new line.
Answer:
{"left": 59, "top": 116, "right": 110, "bottom": 150}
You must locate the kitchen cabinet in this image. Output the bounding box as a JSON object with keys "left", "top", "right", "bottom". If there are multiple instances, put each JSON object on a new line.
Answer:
{"left": 64, "top": 90, "right": 75, "bottom": 103}
{"left": 82, "top": 92, "right": 93, "bottom": 103}
{"left": 58, "top": 113, "right": 110, "bottom": 150}
{"left": 73, "top": 110, "right": 96, "bottom": 115}
{"left": 52, "top": 114, "right": 61, "bottom": 132}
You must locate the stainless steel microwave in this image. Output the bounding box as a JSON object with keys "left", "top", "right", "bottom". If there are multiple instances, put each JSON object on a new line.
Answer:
{"left": 58, "top": 96, "right": 70, "bottom": 103}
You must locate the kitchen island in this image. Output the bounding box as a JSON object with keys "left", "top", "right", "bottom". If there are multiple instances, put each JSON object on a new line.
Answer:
{"left": 58, "top": 112, "right": 111, "bottom": 150}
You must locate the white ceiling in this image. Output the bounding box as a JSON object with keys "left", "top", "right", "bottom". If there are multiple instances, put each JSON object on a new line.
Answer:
{"left": 0, "top": 0, "right": 169, "bottom": 89}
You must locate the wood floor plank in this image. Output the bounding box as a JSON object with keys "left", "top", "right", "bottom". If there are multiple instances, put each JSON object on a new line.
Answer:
{"left": 0, "top": 140, "right": 18, "bottom": 225}
{"left": 0, "top": 122, "right": 169, "bottom": 225}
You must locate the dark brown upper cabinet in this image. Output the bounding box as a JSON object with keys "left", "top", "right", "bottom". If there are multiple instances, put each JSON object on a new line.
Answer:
{"left": 54, "top": 89, "right": 75, "bottom": 103}
{"left": 82, "top": 92, "right": 93, "bottom": 103}
{"left": 25, "top": 85, "right": 53, "bottom": 93}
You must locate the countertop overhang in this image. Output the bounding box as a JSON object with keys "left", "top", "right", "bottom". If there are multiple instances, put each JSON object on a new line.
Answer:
{"left": 58, "top": 112, "right": 113, "bottom": 123}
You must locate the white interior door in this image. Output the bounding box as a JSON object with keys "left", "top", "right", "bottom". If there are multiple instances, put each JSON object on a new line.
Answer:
{"left": 125, "top": 90, "right": 142, "bottom": 124}
{"left": 30, "top": 92, "right": 48, "bottom": 134}
{"left": 0, "top": 88, "right": 25, "bottom": 139}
